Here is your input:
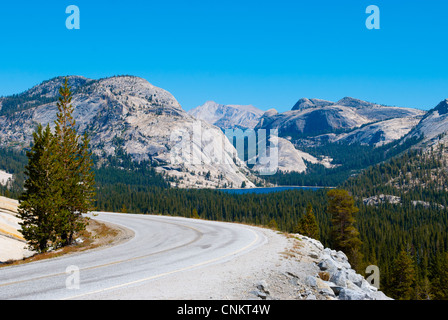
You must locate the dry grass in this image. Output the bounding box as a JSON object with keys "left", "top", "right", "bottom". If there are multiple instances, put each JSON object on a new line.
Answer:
{"left": 279, "top": 236, "right": 303, "bottom": 260}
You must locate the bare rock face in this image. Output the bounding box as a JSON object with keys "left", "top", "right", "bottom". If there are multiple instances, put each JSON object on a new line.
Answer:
{"left": 0, "top": 75, "right": 255, "bottom": 189}
{"left": 405, "top": 99, "right": 448, "bottom": 147}
{"left": 257, "top": 96, "right": 425, "bottom": 142}
{"left": 188, "top": 101, "right": 264, "bottom": 130}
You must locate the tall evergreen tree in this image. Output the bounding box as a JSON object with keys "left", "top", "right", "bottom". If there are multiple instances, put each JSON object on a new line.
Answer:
{"left": 18, "top": 77, "right": 95, "bottom": 252}
{"left": 53, "top": 77, "right": 96, "bottom": 246}
{"left": 18, "top": 124, "right": 62, "bottom": 252}
{"left": 388, "top": 249, "right": 416, "bottom": 300}
{"left": 430, "top": 251, "right": 448, "bottom": 300}
{"left": 327, "top": 189, "right": 363, "bottom": 271}
{"left": 296, "top": 203, "right": 320, "bottom": 240}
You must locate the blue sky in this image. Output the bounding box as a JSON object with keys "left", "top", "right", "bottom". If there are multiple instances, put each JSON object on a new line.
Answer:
{"left": 0, "top": 0, "right": 447, "bottom": 112}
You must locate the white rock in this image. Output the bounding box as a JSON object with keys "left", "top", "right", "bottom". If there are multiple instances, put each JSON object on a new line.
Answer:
{"left": 188, "top": 101, "right": 264, "bottom": 130}
{"left": 338, "top": 288, "right": 372, "bottom": 300}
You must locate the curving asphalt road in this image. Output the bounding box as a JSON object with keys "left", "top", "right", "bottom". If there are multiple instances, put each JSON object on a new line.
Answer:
{"left": 0, "top": 212, "right": 266, "bottom": 300}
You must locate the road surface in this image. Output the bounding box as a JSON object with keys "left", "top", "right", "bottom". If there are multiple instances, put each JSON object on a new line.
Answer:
{"left": 0, "top": 212, "right": 267, "bottom": 300}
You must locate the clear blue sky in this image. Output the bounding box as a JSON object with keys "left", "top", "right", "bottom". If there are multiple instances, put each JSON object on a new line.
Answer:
{"left": 0, "top": 0, "right": 447, "bottom": 112}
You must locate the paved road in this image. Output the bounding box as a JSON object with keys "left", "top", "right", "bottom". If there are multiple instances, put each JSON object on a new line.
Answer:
{"left": 0, "top": 212, "right": 265, "bottom": 300}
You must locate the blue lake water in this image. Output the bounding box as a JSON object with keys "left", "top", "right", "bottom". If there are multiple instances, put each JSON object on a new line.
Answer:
{"left": 217, "top": 186, "right": 330, "bottom": 194}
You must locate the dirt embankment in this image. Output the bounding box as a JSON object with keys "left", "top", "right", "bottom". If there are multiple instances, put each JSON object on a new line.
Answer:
{"left": 0, "top": 196, "right": 134, "bottom": 266}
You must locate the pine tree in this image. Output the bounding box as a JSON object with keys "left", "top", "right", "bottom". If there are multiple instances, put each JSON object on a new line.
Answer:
{"left": 388, "top": 249, "right": 416, "bottom": 300}
{"left": 18, "top": 77, "right": 95, "bottom": 252}
{"left": 296, "top": 203, "right": 320, "bottom": 240}
{"left": 430, "top": 252, "right": 448, "bottom": 300}
{"left": 52, "top": 77, "right": 95, "bottom": 246}
{"left": 18, "top": 124, "right": 62, "bottom": 252}
{"left": 327, "top": 189, "right": 363, "bottom": 271}
{"left": 267, "top": 218, "right": 278, "bottom": 230}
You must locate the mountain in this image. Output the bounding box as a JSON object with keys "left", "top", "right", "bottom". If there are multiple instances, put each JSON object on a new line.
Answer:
{"left": 328, "top": 116, "right": 423, "bottom": 147}
{"left": 405, "top": 99, "right": 448, "bottom": 147}
{"left": 188, "top": 101, "right": 264, "bottom": 129}
{"left": 191, "top": 96, "right": 428, "bottom": 176}
{"left": 251, "top": 137, "right": 335, "bottom": 174}
{"left": 190, "top": 102, "right": 336, "bottom": 174}
{"left": 0, "top": 76, "right": 92, "bottom": 117}
{"left": 256, "top": 97, "right": 425, "bottom": 139}
{"left": 0, "top": 76, "right": 256, "bottom": 189}
{"left": 291, "top": 98, "right": 335, "bottom": 110}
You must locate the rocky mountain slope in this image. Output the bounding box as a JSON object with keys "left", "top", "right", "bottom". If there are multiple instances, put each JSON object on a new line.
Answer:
{"left": 0, "top": 76, "right": 256, "bottom": 189}
{"left": 188, "top": 101, "right": 264, "bottom": 129}
{"left": 256, "top": 96, "right": 425, "bottom": 141}
{"left": 189, "top": 103, "right": 336, "bottom": 174}
{"left": 188, "top": 96, "right": 440, "bottom": 176}
{"left": 405, "top": 99, "right": 448, "bottom": 147}
{"left": 250, "top": 137, "right": 335, "bottom": 174}
{"left": 326, "top": 116, "right": 423, "bottom": 147}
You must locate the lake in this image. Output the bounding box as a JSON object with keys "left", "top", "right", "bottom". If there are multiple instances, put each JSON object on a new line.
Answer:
{"left": 217, "top": 186, "right": 331, "bottom": 194}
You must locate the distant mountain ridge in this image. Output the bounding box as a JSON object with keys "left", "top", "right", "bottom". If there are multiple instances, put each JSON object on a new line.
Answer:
{"left": 404, "top": 99, "right": 448, "bottom": 147}
{"left": 188, "top": 101, "right": 264, "bottom": 129}
{"left": 256, "top": 96, "right": 425, "bottom": 139}
{"left": 186, "top": 95, "right": 448, "bottom": 178}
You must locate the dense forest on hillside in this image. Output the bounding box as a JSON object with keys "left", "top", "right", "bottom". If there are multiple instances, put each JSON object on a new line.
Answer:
{"left": 261, "top": 136, "right": 423, "bottom": 187}
{"left": 343, "top": 144, "right": 448, "bottom": 298}
{"left": 0, "top": 148, "right": 27, "bottom": 197}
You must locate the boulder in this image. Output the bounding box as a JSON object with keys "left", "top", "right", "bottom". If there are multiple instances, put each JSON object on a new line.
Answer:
{"left": 360, "top": 278, "right": 378, "bottom": 292}
{"left": 317, "top": 257, "right": 340, "bottom": 275}
{"left": 346, "top": 269, "right": 364, "bottom": 287}
{"left": 338, "top": 288, "right": 372, "bottom": 300}
{"left": 316, "top": 278, "right": 336, "bottom": 298}
{"left": 330, "top": 270, "right": 347, "bottom": 287}
{"left": 255, "top": 280, "right": 270, "bottom": 295}
{"left": 305, "top": 275, "right": 317, "bottom": 288}
{"left": 329, "top": 284, "right": 345, "bottom": 296}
